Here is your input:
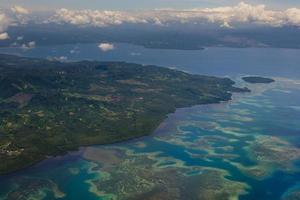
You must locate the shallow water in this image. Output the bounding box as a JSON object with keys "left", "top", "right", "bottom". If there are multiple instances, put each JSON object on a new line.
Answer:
{"left": 0, "top": 45, "right": 300, "bottom": 200}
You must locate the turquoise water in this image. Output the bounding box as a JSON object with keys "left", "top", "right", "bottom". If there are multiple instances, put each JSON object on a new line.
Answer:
{"left": 0, "top": 45, "right": 300, "bottom": 199}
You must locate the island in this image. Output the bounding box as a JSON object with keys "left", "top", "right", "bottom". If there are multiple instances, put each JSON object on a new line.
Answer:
{"left": 242, "top": 76, "right": 275, "bottom": 84}
{"left": 0, "top": 54, "right": 250, "bottom": 174}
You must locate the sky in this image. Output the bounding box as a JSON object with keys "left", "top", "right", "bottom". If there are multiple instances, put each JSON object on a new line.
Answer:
{"left": 0, "top": 0, "right": 300, "bottom": 11}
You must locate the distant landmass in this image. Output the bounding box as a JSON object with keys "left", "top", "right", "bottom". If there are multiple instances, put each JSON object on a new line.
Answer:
{"left": 2, "top": 24, "right": 300, "bottom": 50}
{"left": 0, "top": 54, "right": 249, "bottom": 174}
{"left": 242, "top": 76, "right": 275, "bottom": 84}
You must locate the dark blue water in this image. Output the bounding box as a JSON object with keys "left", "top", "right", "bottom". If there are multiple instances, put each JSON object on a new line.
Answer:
{"left": 0, "top": 43, "right": 300, "bottom": 79}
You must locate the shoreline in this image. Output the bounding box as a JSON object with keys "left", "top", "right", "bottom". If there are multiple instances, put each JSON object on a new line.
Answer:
{"left": 0, "top": 99, "right": 232, "bottom": 176}
{"left": 0, "top": 88, "right": 252, "bottom": 176}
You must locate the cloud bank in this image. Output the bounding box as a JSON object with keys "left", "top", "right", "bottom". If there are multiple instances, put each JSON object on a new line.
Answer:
{"left": 50, "top": 9, "right": 147, "bottom": 26}
{"left": 49, "top": 2, "right": 300, "bottom": 28}
{"left": 1, "top": 2, "right": 300, "bottom": 43}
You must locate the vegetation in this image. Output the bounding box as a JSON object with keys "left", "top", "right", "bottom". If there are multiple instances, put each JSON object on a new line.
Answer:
{"left": 242, "top": 76, "right": 275, "bottom": 84}
{"left": 0, "top": 54, "right": 249, "bottom": 174}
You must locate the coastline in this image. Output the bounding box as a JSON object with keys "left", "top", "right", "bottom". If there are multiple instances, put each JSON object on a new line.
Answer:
{"left": 0, "top": 90, "right": 245, "bottom": 176}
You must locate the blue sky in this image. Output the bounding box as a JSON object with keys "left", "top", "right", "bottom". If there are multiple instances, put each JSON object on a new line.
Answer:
{"left": 1, "top": 0, "right": 300, "bottom": 10}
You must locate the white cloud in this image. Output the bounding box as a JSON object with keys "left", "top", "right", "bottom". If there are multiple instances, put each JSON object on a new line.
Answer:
{"left": 11, "top": 6, "right": 30, "bottom": 15}
{"left": 21, "top": 41, "right": 36, "bottom": 50}
{"left": 188, "top": 2, "right": 286, "bottom": 27}
{"left": 48, "top": 2, "right": 300, "bottom": 28}
{"left": 10, "top": 6, "right": 30, "bottom": 25}
{"left": 28, "top": 41, "right": 36, "bottom": 48}
{"left": 17, "top": 36, "right": 23, "bottom": 40}
{"left": 47, "top": 56, "right": 68, "bottom": 62}
{"left": 50, "top": 8, "right": 147, "bottom": 27}
{"left": 130, "top": 52, "right": 141, "bottom": 56}
{"left": 70, "top": 48, "right": 80, "bottom": 54}
{"left": 149, "top": 2, "right": 287, "bottom": 27}
{"left": 98, "top": 43, "right": 114, "bottom": 51}
{"left": 0, "top": 6, "right": 30, "bottom": 40}
{"left": 0, "top": 13, "right": 10, "bottom": 32}
{"left": 285, "top": 8, "right": 300, "bottom": 26}
{"left": 0, "top": 32, "right": 9, "bottom": 40}
{"left": 0, "top": 12, "right": 10, "bottom": 39}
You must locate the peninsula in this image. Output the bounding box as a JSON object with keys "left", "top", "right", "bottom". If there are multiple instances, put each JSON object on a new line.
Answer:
{"left": 0, "top": 54, "right": 249, "bottom": 174}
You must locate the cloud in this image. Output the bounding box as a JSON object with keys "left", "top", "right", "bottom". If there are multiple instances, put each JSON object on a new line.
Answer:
{"left": 28, "top": 41, "right": 36, "bottom": 48}
{"left": 0, "top": 12, "right": 10, "bottom": 32}
{"left": 149, "top": 2, "right": 295, "bottom": 27}
{"left": 47, "top": 56, "right": 68, "bottom": 62}
{"left": 11, "top": 6, "right": 30, "bottom": 15}
{"left": 70, "top": 47, "right": 80, "bottom": 54}
{"left": 21, "top": 41, "right": 36, "bottom": 50}
{"left": 48, "top": 2, "right": 300, "bottom": 28}
{"left": 0, "top": 6, "right": 30, "bottom": 40}
{"left": 17, "top": 36, "right": 23, "bottom": 40}
{"left": 0, "top": 32, "right": 9, "bottom": 40}
{"left": 285, "top": 8, "right": 300, "bottom": 26}
{"left": 130, "top": 52, "right": 141, "bottom": 56}
{"left": 10, "top": 6, "right": 31, "bottom": 25}
{"left": 50, "top": 8, "right": 147, "bottom": 26}
{"left": 0, "top": 12, "right": 10, "bottom": 39}
{"left": 98, "top": 43, "right": 114, "bottom": 51}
